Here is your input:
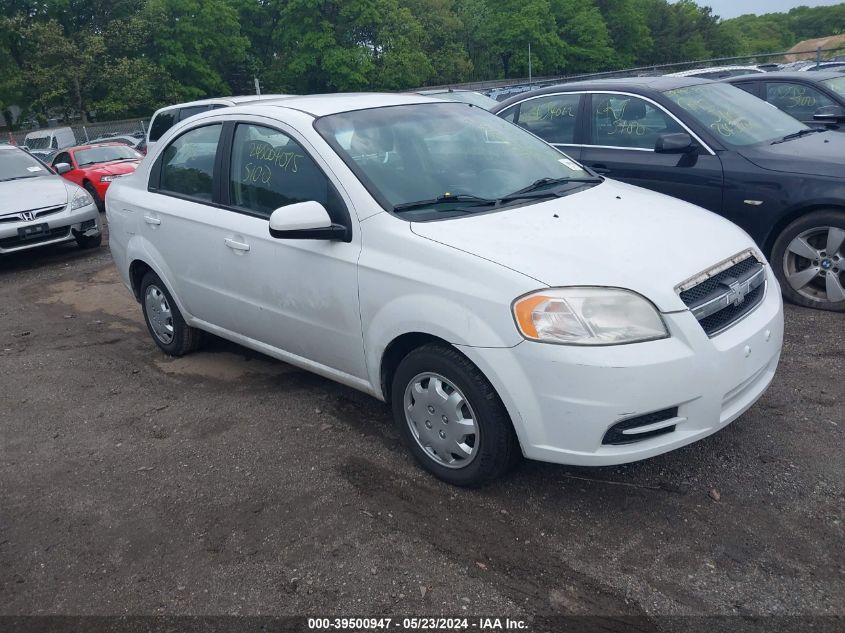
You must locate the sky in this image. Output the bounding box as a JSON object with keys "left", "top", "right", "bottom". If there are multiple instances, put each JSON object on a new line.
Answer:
{"left": 688, "top": 0, "right": 843, "bottom": 19}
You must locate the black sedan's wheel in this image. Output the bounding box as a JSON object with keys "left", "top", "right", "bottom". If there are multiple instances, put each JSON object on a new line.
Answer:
{"left": 139, "top": 271, "right": 204, "bottom": 356}
{"left": 772, "top": 210, "right": 845, "bottom": 312}
{"left": 391, "top": 344, "right": 520, "bottom": 486}
{"left": 84, "top": 182, "right": 104, "bottom": 213}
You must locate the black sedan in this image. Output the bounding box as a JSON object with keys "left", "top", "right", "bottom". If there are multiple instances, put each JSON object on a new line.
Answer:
{"left": 492, "top": 77, "right": 845, "bottom": 312}
{"left": 723, "top": 71, "right": 845, "bottom": 130}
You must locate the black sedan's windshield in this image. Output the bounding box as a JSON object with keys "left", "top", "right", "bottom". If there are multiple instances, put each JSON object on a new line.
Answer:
{"left": 75, "top": 145, "right": 141, "bottom": 167}
{"left": 0, "top": 148, "right": 50, "bottom": 182}
{"left": 665, "top": 83, "right": 808, "bottom": 146}
{"left": 316, "top": 103, "right": 594, "bottom": 220}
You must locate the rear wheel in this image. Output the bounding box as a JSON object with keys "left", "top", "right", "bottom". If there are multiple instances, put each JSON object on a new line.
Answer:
{"left": 772, "top": 210, "right": 845, "bottom": 312}
{"left": 390, "top": 344, "right": 520, "bottom": 486}
{"left": 84, "top": 181, "right": 104, "bottom": 213}
{"left": 140, "top": 271, "right": 204, "bottom": 356}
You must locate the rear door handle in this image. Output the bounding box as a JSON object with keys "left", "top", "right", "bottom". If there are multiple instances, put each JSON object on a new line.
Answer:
{"left": 143, "top": 215, "right": 161, "bottom": 225}
{"left": 224, "top": 238, "right": 250, "bottom": 252}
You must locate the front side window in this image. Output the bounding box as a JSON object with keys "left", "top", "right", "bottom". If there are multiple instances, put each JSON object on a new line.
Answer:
{"left": 665, "top": 82, "right": 807, "bottom": 146}
{"left": 149, "top": 110, "right": 177, "bottom": 142}
{"left": 52, "top": 152, "right": 71, "bottom": 168}
{"left": 159, "top": 124, "right": 222, "bottom": 201}
{"left": 315, "top": 102, "right": 594, "bottom": 221}
{"left": 766, "top": 82, "right": 835, "bottom": 121}
{"left": 515, "top": 94, "right": 581, "bottom": 144}
{"left": 229, "top": 124, "right": 330, "bottom": 218}
{"left": 591, "top": 94, "right": 683, "bottom": 149}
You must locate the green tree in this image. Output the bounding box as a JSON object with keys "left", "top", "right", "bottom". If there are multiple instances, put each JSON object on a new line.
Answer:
{"left": 552, "top": 0, "right": 614, "bottom": 73}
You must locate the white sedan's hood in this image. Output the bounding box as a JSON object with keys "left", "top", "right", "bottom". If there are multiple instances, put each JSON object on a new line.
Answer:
{"left": 410, "top": 180, "right": 757, "bottom": 312}
{"left": 1, "top": 176, "right": 70, "bottom": 215}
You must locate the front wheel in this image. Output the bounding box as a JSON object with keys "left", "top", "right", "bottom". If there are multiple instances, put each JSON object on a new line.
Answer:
{"left": 771, "top": 210, "right": 845, "bottom": 312}
{"left": 390, "top": 344, "right": 520, "bottom": 486}
{"left": 84, "top": 182, "right": 104, "bottom": 213}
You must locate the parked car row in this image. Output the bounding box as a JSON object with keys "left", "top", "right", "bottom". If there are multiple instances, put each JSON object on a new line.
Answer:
{"left": 5, "top": 74, "right": 841, "bottom": 486}
{"left": 492, "top": 76, "right": 845, "bottom": 312}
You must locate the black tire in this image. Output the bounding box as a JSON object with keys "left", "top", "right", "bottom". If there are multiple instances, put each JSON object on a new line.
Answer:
{"left": 390, "top": 343, "right": 520, "bottom": 486}
{"left": 771, "top": 210, "right": 845, "bottom": 312}
{"left": 84, "top": 181, "right": 104, "bottom": 213}
{"left": 75, "top": 231, "right": 102, "bottom": 249}
{"left": 139, "top": 271, "right": 204, "bottom": 356}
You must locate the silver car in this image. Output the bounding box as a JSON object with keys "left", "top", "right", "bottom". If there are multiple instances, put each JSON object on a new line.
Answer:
{"left": 0, "top": 144, "right": 101, "bottom": 254}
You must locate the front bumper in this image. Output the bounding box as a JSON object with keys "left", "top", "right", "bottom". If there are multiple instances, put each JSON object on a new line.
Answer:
{"left": 463, "top": 267, "right": 784, "bottom": 466}
{"left": 0, "top": 202, "right": 100, "bottom": 254}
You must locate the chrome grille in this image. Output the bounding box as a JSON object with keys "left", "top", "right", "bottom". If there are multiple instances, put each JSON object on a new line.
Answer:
{"left": 0, "top": 204, "right": 66, "bottom": 224}
{"left": 678, "top": 250, "right": 766, "bottom": 337}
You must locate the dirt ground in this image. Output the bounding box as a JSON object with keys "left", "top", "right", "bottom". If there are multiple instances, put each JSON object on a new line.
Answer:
{"left": 0, "top": 229, "right": 842, "bottom": 625}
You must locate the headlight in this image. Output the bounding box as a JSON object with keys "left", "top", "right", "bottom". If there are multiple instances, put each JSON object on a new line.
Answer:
{"left": 100, "top": 175, "right": 118, "bottom": 183}
{"left": 70, "top": 189, "right": 94, "bottom": 210}
{"left": 512, "top": 287, "right": 668, "bottom": 345}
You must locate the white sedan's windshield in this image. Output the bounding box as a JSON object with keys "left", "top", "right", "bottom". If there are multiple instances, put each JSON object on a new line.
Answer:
{"left": 316, "top": 103, "right": 593, "bottom": 219}
{"left": 0, "top": 148, "right": 49, "bottom": 181}
{"left": 665, "top": 83, "right": 808, "bottom": 146}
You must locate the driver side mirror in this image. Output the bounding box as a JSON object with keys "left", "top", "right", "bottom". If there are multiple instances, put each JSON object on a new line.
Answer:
{"left": 54, "top": 162, "right": 71, "bottom": 174}
{"left": 813, "top": 105, "right": 845, "bottom": 124}
{"left": 269, "top": 201, "right": 350, "bottom": 242}
{"left": 655, "top": 133, "right": 697, "bottom": 154}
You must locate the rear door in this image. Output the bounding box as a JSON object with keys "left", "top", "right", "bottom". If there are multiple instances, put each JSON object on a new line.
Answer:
{"left": 578, "top": 92, "right": 725, "bottom": 212}
{"left": 145, "top": 122, "right": 232, "bottom": 329}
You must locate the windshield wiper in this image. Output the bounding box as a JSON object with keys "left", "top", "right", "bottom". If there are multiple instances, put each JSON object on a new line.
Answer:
{"left": 498, "top": 177, "right": 602, "bottom": 203}
{"left": 0, "top": 175, "right": 38, "bottom": 182}
{"left": 771, "top": 128, "right": 824, "bottom": 145}
{"left": 393, "top": 194, "right": 496, "bottom": 213}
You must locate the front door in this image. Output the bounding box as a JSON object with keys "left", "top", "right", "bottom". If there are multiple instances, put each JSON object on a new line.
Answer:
{"left": 214, "top": 121, "right": 367, "bottom": 380}
{"left": 579, "top": 93, "right": 724, "bottom": 213}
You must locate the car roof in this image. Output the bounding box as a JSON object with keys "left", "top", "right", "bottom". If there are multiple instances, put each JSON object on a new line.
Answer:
{"left": 724, "top": 71, "right": 845, "bottom": 82}
{"left": 65, "top": 142, "right": 133, "bottom": 152}
{"left": 154, "top": 94, "right": 294, "bottom": 113}
{"left": 242, "top": 92, "right": 445, "bottom": 117}
{"left": 665, "top": 65, "right": 763, "bottom": 77}
{"left": 491, "top": 76, "right": 711, "bottom": 109}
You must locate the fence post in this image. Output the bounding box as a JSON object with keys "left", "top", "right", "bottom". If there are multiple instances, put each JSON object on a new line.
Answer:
{"left": 816, "top": 46, "right": 822, "bottom": 68}
{"left": 83, "top": 126, "right": 89, "bottom": 142}
{"left": 140, "top": 119, "right": 146, "bottom": 136}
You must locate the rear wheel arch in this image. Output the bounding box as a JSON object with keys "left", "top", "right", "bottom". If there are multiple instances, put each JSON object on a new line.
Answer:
{"left": 129, "top": 259, "right": 154, "bottom": 302}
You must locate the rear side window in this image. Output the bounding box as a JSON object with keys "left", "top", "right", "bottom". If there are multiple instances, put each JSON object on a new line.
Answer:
{"left": 149, "top": 110, "right": 177, "bottom": 142}
{"left": 229, "top": 124, "right": 331, "bottom": 218}
{"left": 159, "top": 124, "right": 222, "bottom": 201}
{"left": 733, "top": 82, "right": 759, "bottom": 96}
{"left": 514, "top": 94, "right": 580, "bottom": 144}
{"left": 179, "top": 105, "right": 215, "bottom": 121}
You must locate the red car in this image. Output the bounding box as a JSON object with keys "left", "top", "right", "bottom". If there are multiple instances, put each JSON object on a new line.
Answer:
{"left": 51, "top": 143, "right": 143, "bottom": 211}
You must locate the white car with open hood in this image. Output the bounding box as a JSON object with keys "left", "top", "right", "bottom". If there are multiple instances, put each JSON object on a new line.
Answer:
{"left": 106, "top": 93, "right": 783, "bottom": 486}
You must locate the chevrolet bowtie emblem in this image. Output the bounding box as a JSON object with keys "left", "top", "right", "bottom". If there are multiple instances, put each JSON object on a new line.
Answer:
{"left": 725, "top": 279, "right": 751, "bottom": 306}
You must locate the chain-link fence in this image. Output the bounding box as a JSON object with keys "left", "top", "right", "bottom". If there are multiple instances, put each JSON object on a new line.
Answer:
{"left": 6, "top": 118, "right": 149, "bottom": 148}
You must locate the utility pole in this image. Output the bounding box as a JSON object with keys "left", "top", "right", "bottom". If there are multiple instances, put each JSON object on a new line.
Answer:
{"left": 528, "top": 42, "right": 532, "bottom": 83}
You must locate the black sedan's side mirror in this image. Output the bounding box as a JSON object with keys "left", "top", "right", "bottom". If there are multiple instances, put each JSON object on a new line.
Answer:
{"left": 655, "top": 132, "right": 696, "bottom": 153}
{"left": 813, "top": 105, "right": 845, "bottom": 124}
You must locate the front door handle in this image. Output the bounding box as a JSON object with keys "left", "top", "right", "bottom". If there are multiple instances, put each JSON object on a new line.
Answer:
{"left": 143, "top": 215, "right": 161, "bottom": 225}
{"left": 224, "top": 238, "right": 250, "bottom": 252}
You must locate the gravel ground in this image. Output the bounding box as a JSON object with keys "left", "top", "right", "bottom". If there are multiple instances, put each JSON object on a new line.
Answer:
{"left": 0, "top": 230, "right": 842, "bottom": 625}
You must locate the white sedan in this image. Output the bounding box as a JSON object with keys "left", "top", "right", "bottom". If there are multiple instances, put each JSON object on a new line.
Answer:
{"left": 106, "top": 94, "right": 784, "bottom": 486}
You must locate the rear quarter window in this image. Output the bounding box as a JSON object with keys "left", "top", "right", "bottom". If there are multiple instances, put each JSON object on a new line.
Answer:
{"left": 149, "top": 110, "right": 177, "bottom": 142}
